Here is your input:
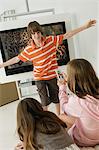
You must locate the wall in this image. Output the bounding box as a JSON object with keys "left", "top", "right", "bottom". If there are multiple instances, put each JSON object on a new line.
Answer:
{"left": 0, "top": 0, "right": 98, "bottom": 76}
{"left": 55, "top": 0, "right": 98, "bottom": 66}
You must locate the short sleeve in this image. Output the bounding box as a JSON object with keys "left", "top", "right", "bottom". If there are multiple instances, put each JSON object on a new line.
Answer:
{"left": 53, "top": 34, "right": 64, "bottom": 47}
{"left": 18, "top": 46, "right": 32, "bottom": 62}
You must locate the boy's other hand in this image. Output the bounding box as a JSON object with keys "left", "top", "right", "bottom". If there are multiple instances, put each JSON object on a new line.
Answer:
{"left": 84, "top": 19, "right": 96, "bottom": 29}
{"left": 0, "top": 63, "right": 3, "bottom": 68}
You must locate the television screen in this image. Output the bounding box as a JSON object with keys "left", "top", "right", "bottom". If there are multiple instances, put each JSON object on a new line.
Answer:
{"left": 0, "top": 21, "right": 70, "bottom": 76}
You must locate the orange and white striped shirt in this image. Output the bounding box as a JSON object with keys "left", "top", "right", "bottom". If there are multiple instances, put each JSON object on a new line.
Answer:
{"left": 18, "top": 35, "right": 64, "bottom": 80}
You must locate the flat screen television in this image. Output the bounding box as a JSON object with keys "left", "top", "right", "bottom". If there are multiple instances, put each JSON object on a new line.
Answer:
{"left": 0, "top": 21, "right": 70, "bottom": 76}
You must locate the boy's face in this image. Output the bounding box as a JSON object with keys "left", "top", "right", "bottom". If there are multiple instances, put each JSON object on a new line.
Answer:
{"left": 31, "top": 31, "right": 42, "bottom": 44}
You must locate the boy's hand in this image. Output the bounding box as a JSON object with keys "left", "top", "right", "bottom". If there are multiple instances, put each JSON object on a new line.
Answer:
{"left": 84, "top": 19, "right": 96, "bottom": 29}
{"left": 0, "top": 63, "right": 3, "bottom": 68}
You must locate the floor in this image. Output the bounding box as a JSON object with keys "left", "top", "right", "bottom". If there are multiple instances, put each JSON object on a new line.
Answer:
{"left": 0, "top": 93, "right": 99, "bottom": 150}
{"left": 0, "top": 99, "right": 19, "bottom": 150}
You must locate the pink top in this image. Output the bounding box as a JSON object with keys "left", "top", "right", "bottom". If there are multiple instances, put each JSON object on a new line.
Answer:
{"left": 59, "top": 85, "right": 99, "bottom": 146}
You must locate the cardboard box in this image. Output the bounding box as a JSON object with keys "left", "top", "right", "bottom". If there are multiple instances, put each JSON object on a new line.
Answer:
{"left": 0, "top": 82, "right": 19, "bottom": 106}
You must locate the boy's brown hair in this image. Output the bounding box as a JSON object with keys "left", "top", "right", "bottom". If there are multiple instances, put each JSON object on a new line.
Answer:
{"left": 27, "top": 21, "right": 43, "bottom": 38}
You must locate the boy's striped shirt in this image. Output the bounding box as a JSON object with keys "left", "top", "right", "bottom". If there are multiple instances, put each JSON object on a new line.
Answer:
{"left": 18, "top": 35, "right": 63, "bottom": 80}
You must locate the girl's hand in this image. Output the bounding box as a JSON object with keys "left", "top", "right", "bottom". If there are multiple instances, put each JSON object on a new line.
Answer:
{"left": 15, "top": 142, "right": 24, "bottom": 150}
{"left": 57, "top": 73, "right": 67, "bottom": 86}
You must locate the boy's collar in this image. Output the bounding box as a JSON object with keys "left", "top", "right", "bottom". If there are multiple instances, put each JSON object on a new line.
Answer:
{"left": 31, "top": 36, "right": 46, "bottom": 48}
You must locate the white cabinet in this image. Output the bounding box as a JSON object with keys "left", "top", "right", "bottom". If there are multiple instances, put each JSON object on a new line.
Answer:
{"left": 16, "top": 79, "right": 38, "bottom": 99}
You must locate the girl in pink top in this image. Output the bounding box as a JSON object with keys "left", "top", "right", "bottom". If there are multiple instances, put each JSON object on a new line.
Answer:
{"left": 58, "top": 59, "right": 99, "bottom": 147}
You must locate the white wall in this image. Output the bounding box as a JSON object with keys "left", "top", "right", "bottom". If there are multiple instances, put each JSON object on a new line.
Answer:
{"left": 54, "top": 0, "right": 98, "bottom": 73}
{"left": 0, "top": 0, "right": 98, "bottom": 76}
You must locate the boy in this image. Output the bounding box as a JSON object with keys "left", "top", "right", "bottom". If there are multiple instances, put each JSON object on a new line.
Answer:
{"left": 0, "top": 19, "right": 96, "bottom": 115}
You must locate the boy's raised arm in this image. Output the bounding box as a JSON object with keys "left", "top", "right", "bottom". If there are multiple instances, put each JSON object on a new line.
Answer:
{"left": 63, "top": 19, "right": 96, "bottom": 40}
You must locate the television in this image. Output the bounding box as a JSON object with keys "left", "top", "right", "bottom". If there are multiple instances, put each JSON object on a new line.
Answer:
{"left": 0, "top": 13, "right": 78, "bottom": 83}
{"left": 0, "top": 21, "right": 70, "bottom": 76}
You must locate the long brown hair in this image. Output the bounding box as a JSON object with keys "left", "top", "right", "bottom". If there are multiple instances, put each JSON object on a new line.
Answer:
{"left": 67, "top": 59, "right": 99, "bottom": 99}
{"left": 17, "top": 98, "right": 66, "bottom": 150}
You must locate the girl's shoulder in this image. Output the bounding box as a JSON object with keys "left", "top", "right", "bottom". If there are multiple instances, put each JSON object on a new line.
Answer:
{"left": 79, "top": 95, "right": 99, "bottom": 119}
